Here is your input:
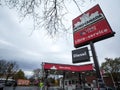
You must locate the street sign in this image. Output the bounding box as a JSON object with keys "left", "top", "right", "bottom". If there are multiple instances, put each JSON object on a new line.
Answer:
{"left": 72, "top": 4, "right": 115, "bottom": 48}
{"left": 72, "top": 47, "right": 90, "bottom": 63}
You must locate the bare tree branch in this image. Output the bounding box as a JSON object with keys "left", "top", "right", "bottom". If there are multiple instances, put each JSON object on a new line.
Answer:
{"left": 0, "top": 0, "right": 92, "bottom": 37}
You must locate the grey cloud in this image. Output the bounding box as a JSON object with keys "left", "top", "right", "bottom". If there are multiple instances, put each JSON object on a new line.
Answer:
{"left": 0, "top": 1, "right": 120, "bottom": 76}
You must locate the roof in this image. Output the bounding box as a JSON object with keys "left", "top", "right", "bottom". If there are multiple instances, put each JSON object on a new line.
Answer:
{"left": 43, "top": 62, "right": 93, "bottom": 72}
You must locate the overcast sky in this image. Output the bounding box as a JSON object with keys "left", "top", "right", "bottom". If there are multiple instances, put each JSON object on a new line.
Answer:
{"left": 0, "top": 0, "right": 120, "bottom": 77}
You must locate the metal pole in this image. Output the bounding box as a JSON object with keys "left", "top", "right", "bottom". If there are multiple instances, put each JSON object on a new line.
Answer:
{"left": 78, "top": 72, "right": 82, "bottom": 85}
{"left": 109, "top": 72, "right": 116, "bottom": 88}
{"left": 63, "top": 71, "right": 65, "bottom": 90}
{"left": 90, "top": 42, "right": 105, "bottom": 88}
{"left": 42, "top": 62, "right": 45, "bottom": 90}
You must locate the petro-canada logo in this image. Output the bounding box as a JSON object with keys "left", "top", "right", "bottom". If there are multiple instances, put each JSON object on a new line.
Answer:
{"left": 50, "top": 66, "right": 57, "bottom": 70}
{"left": 73, "top": 11, "right": 104, "bottom": 32}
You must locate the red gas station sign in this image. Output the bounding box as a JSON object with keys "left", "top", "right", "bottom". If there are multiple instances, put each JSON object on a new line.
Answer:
{"left": 72, "top": 4, "right": 115, "bottom": 48}
{"left": 43, "top": 62, "right": 93, "bottom": 72}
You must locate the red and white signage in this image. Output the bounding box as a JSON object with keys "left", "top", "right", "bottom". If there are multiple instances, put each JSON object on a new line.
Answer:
{"left": 43, "top": 62, "right": 93, "bottom": 72}
{"left": 72, "top": 4, "right": 115, "bottom": 48}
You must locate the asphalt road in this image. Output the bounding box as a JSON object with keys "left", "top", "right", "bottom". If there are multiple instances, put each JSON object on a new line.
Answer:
{"left": 4, "top": 86, "right": 39, "bottom": 90}
{"left": 3, "top": 86, "right": 62, "bottom": 90}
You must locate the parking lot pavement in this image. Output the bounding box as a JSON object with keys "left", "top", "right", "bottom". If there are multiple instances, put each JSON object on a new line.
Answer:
{"left": 3, "top": 86, "right": 39, "bottom": 90}
{"left": 3, "top": 86, "right": 63, "bottom": 90}
{"left": 48, "top": 87, "right": 60, "bottom": 90}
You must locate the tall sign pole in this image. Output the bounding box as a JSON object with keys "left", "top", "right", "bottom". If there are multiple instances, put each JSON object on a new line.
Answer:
{"left": 72, "top": 4, "right": 115, "bottom": 89}
{"left": 90, "top": 42, "right": 105, "bottom": 87}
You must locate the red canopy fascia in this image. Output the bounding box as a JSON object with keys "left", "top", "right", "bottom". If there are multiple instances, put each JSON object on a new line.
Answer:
{"left": 43, "top": 62, "right": 93, "bottom": 72}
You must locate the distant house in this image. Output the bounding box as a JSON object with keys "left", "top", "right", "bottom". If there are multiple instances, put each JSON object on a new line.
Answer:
{"left": 86, "top": 76, "right": 114, "bottom": 87}
{"left": 17, "top": 79, "right": 30, "bottom": 86}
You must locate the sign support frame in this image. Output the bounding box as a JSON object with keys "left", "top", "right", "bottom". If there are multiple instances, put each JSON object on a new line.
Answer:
{"left": 90, "top": 41, "right": 105, "bottom": 88}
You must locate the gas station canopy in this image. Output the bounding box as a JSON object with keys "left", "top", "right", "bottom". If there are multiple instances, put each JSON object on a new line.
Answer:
{"left": 43, "top": 62, "right": 93, "bottom": 72}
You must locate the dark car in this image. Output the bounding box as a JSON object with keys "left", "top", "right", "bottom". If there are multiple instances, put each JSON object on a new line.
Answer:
{"left": 0, "top": 83, "right": 4, "bottom": 90}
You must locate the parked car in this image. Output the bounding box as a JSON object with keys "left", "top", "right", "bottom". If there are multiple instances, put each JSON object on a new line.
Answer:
{"left": 0, "top": 83, "right": 4, "bottom": 90}
{"left": 0, "top": 78, "right": 15, "bottom": 86}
